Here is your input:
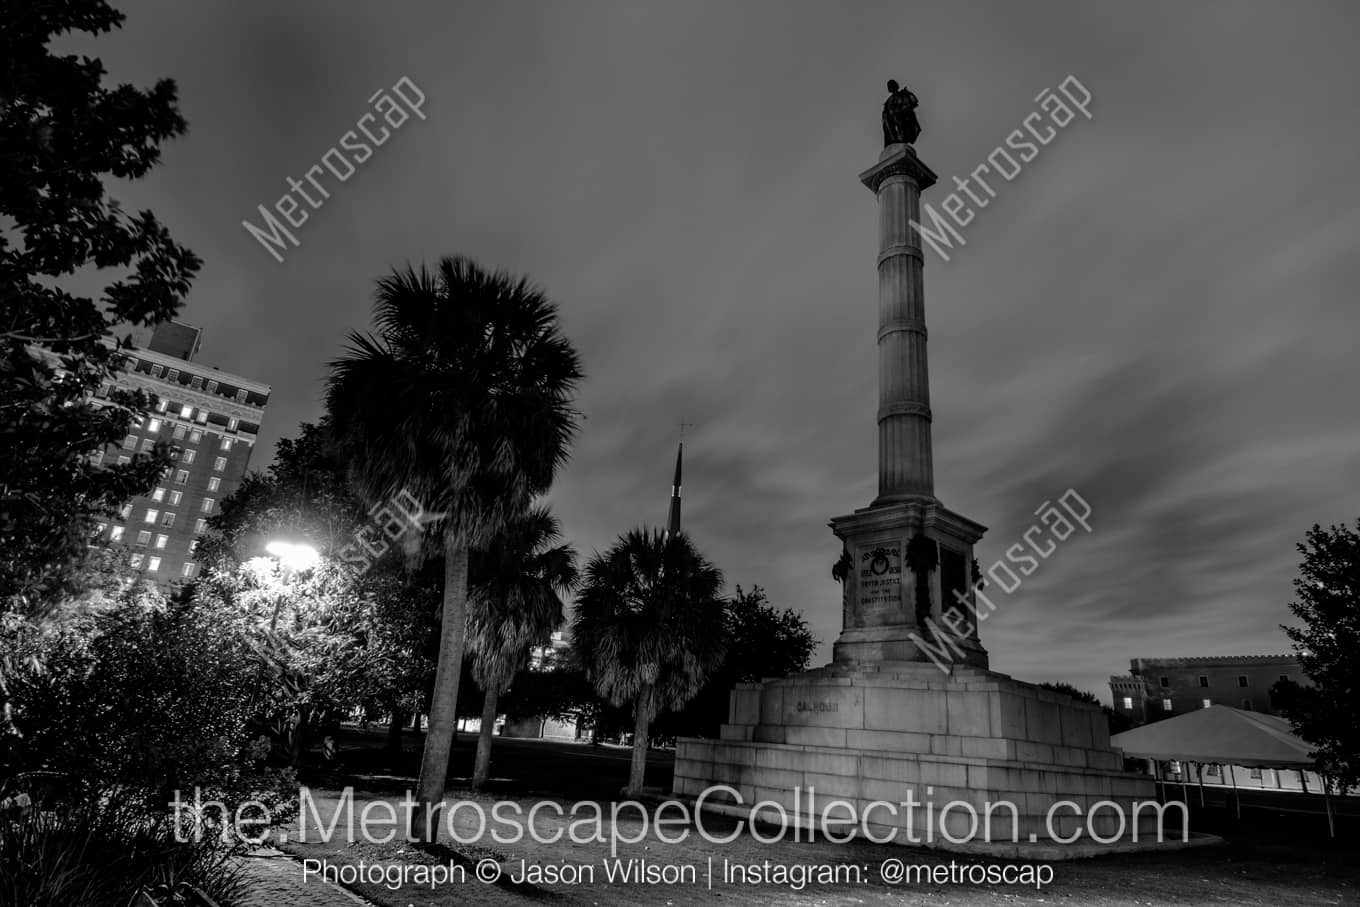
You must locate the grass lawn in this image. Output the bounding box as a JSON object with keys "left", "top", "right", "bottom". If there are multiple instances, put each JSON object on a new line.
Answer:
{"left": 269, "top": 727, "right": 1358, "bottom": 906}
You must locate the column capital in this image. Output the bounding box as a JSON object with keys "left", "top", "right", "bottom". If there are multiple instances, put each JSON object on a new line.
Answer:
{"left": 859, "top": 143, "right": 938, "bottom": 194}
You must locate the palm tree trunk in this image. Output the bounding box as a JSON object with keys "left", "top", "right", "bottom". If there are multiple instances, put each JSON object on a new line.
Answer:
{"left": 471, "top": 687, "right": 499, "bottom": 790}
{"left": 627, "top": 688, "right": 652, "bottom": 796}
{"left": 412, "top": 541, "right": 470, "bottom": 842}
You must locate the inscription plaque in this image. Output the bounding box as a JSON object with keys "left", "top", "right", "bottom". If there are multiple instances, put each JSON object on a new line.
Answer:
{"left": 857, "top": 540, "right": 903, "bottom": 625}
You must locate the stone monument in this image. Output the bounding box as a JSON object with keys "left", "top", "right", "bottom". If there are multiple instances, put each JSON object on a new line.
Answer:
{"left": 672, "top": 83, "right": 1161, "bottom": 854}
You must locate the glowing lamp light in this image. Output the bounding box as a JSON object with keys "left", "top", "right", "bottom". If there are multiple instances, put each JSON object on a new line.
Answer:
{"left": 265, "top": 541, "right": 320, "bottom": 572}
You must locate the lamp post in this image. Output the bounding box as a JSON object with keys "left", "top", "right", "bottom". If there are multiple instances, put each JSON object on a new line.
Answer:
{"left": 263, "top": 541, "right": 319, "bottom": 631}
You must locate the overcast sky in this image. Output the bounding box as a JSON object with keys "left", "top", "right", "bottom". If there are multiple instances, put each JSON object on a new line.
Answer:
{"left": 78, "top": 0, "right": 1360, "bottom": 699}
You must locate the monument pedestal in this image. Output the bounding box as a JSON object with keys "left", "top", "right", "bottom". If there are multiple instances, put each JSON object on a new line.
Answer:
{"left": 673, "top": 662, "right": 1163, "bottom": 855}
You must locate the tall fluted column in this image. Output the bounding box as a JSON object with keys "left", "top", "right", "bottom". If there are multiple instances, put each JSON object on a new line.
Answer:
{"left": 860, "top": 144, "right": 938, "bottom": 504}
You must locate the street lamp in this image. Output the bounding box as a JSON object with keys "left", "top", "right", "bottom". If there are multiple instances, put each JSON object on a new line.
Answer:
{"left": 265, "top": 541, "right": 319, "bottom": 573}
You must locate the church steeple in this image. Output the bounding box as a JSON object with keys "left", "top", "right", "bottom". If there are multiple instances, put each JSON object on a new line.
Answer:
{"left": 666, "top": 441, "right": 683, "bottom": 538}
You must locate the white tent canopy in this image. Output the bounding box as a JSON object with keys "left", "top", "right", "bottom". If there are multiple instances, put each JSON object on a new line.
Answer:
{"left": 1111, "top": 705, "right": 1313, "bottom": 768}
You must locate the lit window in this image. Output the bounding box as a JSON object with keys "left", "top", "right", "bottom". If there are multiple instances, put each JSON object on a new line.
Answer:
{"left": 140, "top": 438, "right": 154, "bottom": 452}
{"left": 161, "top": 512, "right": 176, "bottom": 528}
{"left": 110, "top": 526, "right": 124, "bottom": 542}
{"left": 182, "top": 562, "right": 196, "bottom": 578}
{"left": 220, "top": 437, "right": 232, "bottom": 451}
{"left": 1161, "top": 698, "right": 1172, "bottom": 711}
{"left": 190, "top": 376, "right": 203, "bottom": 389}
{"left": 152, "top": 364, "right": 164, "bottom": 378}
{"left": 169, "top": 491, "right": 182, "bottom": 506}
{"left": 201, "top": 498, "right": 215, "bottom": 513}
{"left": 122, "top": 435, "right": 136, "bottom": 449}
{"left": 130, "top": 553, "right": 144, "bottom": 568}
{"left": 175, "top": 469, "right": 188, "bottom": 484}
{"left": 144, "top": 509, "right": 159, "bottom": 524}
{"left": 152, "top": 487, "right": 166, "bottom": 502}
{"left": 235, "top": 389, "right": 247, "bottom": 403}
{"left": 155, "top": 534, "right": 168, "bottom": 549}
{"left": 195, "top": 410, "right": 207, "bottom": 424}
{"left": 228, "top": 417, "right": 239, "bottom": 432}
{"left": 189, "top": 430, "right": 202, "bottom": 444}
{"left": 1122, "top": 696, "right": 1133, "bottom": 710}
{"left": 166, "top": 369, "right": 179, "bottom": 382}
{"left": 156, "top": 398, "right": 169, "bottom": 412}
{"left": 1202, "top": 699, "right": 1212, "bottom": 708}
{"left": 207, "top": 379, "right": 219, "bottom": 393}
{"left": 183, "top": 450, "right": 196, "bottom": 465}
{"left": 91, "top": 449, "right": 104, "bottom": 465}
{"left": 148, "top": 557, "right": 161, "bottom": 572}
{"left": 195, "top": 519, "right": 207, "bottom": 534}
{"left": 148, "top": 418, "right": 162, "bottom": 433}
{"left": 213, "top": 457, "right": 227, "bottom": 471}
{"left": 119, "top": 503, "right": 133, "bottom": 519}
{"left": 181, "top": 404, "right": 193, "bottom": 419}
{"left": 1169, "top": 760, "right": 1181, "bottom": 774}
{"left": 117, "top": 456, "right": 130, "bottom": 465}
{"left": 135, "top": 531, "right": 151, "bottom": 547}
{"left": 172, "top": 425, "right": 186, "bottom": 440}
{"left": 1237, "top": 675, "right": 1248, "bottom": 688}
{"left": 208, "top": 477, "right": 221, "bottom": 492}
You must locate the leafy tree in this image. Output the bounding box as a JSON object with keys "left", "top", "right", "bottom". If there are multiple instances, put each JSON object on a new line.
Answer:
{"left": 1, "top": 0, "right": 201, "bottom": 616}
{"left": 657, "top": 585, "right": 816, "bottom": 739}
{"left": 1274, "top": 521, "right": 1360, "bottom": 792}
{"left": 467, "top": 505, "right": 577, "bottom": 789}
{"left": 573, "top": 529, "right": 726, "bottom": 795}
{"left": 326, "top": 258, "right": 582, "bottom": 838}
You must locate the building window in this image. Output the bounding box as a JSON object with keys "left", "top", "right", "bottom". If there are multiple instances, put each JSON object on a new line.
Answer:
{"left": 156, "top": 398, "right": 169, "bottom": 412}
{"left": 235, "top": 389, "right": 247, "bottom": 403}
{"left": 122, "top": 435, "right": 136, "bottom": 449}
{"left": 90, "top": 449, "right": 104, "bottom": 465}
{"left": 181, "top": 404, "right": 193, "bottom": 419}
{"left": 207, "top": 379, "right": 219, "bottom": 393}
{"left": 1242, "top": 699, "right": 1253, "bottom": 710}
{"left": 171, "top": 426, "right": 185, "bottom": 441}
{"left": 1169, "top": 760, "right": 1181, "bottom": 775}
{"left": 208, "top": 477, "right": 221, "bottom": 492}
{"left": 1279, "top": 674, "right": 1289, "bottom": 684}
{"left": 1161, "top": 698, "right": 1173, "bottom": 711}
{"left": 183, "top": 450, "right": 196, "bottom": 465}
{"left": 190, "top": 375, "right": 203, "bottom": 389}
{"left": 228, "top": 417, "right": 239, "bottom": 432}
{"left": 1202, "top": 699, "right": 1212, "bottom": 708}
{"left": 144, "top": 509, "right": 159, "bottom": 524}
{"left": 220, "top": 437, "right": 233, "bottom": 451}
{"left": 130, "top": 553, "right": 144, "bottom": 568}
{"left": 169, "top": 491, "right": 182, "bottom": 506}
{"left": 175, "top": 469, "right": 188, "bottom": 484}
{"left": 139, "top": 438, "right": 153, "bottom": 452}
{"left": 93, "top": 522, "right": 107, "bottom": 538}
{"left": 1158, "top": 676, "right": 1169, "bottom": 688}
{"left": 195, "top": 410, "right": 208, "bottom": 424}
{"left": 161, "top": 512, "right": 176, "bottom": 527}
{"left": 1238, "top": 675, "right": 1248, "bottom": 688}
{"left": 213, "top": 457, "right": 227, "bottom": 471}
{"left": 195, "top": 519, "right": 207, "bottom": 534}
{"left": 1198, "top": 675, "right": 1208, "bottom": 688}
{"left": 119, "top": 503, "right": 133, "bottom": 519}
{"left": 189, "top": 539, "right": 199, "bottom": 553}
{"left": 201, "top": 498, "right": 215, "bottom": 513}
{"left": 135, "top": 531, "right": 151, "bottom": 547}
{"left": 190, "top": 429, "right": 202, "bottom": 444}
{"left": 166, "top": 369, "right": 179, "bottom": 382}
{"left": 182, "top": 562, "right": 196, "bottom": 578}
{"left": 151, "top": 487, "right": 165, "bottom": 502}
{"left": 117, "top": 455, "right": 130, "bottom": 466}
{"left": 110, "top": 526, "right": 124, "bottom": 542}
{"left": 147, "top": 418, "right": 162, "bottom": 433}
{"left": 155, "top": 534, "right": 168, "bottom": 549}
{"left": 1122, "top": 696, "right": 1133, "bottom": 710}
{"left": 152, "top": 364, "right": 164, "bottom": 377}
{"left": 148, "top": 557, "right": 161, "bottom": 572}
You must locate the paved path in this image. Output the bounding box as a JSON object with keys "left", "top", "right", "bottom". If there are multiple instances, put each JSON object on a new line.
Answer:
{"left": 234, "top": 849, "right": 375, "bottom": 907}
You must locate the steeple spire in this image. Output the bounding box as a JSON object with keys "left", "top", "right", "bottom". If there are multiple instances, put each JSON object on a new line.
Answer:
{"left": 666, "top": 441, "right": 683, "bottom": 537}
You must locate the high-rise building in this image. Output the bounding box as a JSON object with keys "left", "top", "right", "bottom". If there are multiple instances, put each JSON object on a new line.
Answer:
{"left": 87, "top": 322, "right": 270, "bottom": 585}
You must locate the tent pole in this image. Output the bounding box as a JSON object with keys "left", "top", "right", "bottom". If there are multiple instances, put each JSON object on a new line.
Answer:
{"left": 1152, "top": 759, "right": 1163, "bottom": 802}
{"left": 1195, "top": 761, "right": 1206, "bottom": 808}
{"left": 1227, "top": 764, "right": 1241, "bottom": 820}
{"left": 1179, "top": 764, "right": 1189, "bottom": 809}
{"left": 1322, "top": 774, "right": 1336, "bottom": 839}
{"left": 1299, "top": 770, "right": 1309, "bottom": 795}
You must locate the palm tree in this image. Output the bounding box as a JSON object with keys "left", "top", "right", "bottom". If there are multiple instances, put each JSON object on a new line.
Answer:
{"left": 326, "top": 257, "right": 582, "bottom": 840}
{"left": 467, "top": 505, "right": 577, "bottom": 790}
{"left": 572, "top": 528, "right": 726, "bottom": 796}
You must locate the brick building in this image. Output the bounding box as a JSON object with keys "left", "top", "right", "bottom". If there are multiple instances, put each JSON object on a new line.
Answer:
{"left": 88, "top": 322, "right": 270, "bottom": 585}
{"left": 1108, "top": 655, "right": 1308, "bottom": 726}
